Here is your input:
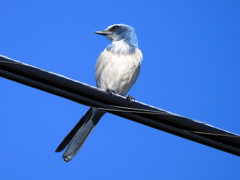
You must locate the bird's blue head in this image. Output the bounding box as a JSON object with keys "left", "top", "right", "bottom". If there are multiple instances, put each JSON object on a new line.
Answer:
{"left": 95, "top": 24, "right": 138, "bottom": 48}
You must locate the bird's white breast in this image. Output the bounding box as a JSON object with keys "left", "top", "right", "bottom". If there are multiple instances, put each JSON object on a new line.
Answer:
{"left": 95, "top": 41, "right": 142, "bottom": 96}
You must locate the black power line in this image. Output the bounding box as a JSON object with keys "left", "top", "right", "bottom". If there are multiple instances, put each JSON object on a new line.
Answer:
{"left": 1, "top": 55, "right": 240, "bottom": 156}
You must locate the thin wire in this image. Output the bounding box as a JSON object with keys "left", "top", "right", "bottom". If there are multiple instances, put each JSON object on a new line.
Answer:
{"left": 95, "top": 106, "right": 240, "bottom": 139}
{"left": 186, "top": 131, "right": 240, "bottom": 138}
{"left": 96, "top": 106, "right": 170, "bottom": 115}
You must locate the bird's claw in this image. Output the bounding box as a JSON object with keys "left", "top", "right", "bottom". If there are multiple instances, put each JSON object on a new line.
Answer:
{"left": 126, "top": 95, "right": 135, "bottom": 105}
{"left": 106, "top": 89, "right": 116, "bottom": 95}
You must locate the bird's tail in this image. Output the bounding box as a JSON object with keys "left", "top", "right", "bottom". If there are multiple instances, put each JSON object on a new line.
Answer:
{"left": 55, "top": 107, "right": 105, "bottom": 162}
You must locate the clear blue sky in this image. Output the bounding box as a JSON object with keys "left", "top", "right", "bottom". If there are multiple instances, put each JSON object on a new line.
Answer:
{"left": 1, "top": 1, "right": 240, "bottom": 179}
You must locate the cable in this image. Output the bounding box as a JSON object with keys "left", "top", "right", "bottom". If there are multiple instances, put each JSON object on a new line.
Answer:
{"left": 1, "top": 55, "right": 240, "bottom": 156}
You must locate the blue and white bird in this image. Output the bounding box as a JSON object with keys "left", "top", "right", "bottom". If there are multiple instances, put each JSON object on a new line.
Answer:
{"left": 55, "top": 24, "right": 143, "bottom": 162}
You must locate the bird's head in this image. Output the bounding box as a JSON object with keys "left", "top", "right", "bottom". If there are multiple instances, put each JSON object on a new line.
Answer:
{"left": 94, "top": 24, "right": 138, "bottom": 47}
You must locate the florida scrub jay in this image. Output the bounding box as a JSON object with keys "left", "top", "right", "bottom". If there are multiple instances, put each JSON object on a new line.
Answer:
{"left": 56, "top": 24, "right": 143, "bottom": 162}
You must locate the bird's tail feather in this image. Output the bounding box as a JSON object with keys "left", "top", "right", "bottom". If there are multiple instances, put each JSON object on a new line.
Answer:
{"left": 55, "top": 108, "right": 93, "bottom": 152}
{"left": 55, "top": 107, "right": 105, "bottom": 162}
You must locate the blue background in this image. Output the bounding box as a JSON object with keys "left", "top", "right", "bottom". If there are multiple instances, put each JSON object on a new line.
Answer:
{"left": 1, "top": 1, "right": 240, "bottom": 179}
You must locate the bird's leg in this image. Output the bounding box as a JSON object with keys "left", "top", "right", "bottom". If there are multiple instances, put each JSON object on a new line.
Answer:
{"left": 106, "top": 88, "right": 116, "bottom": 95}
{"left": 126, "top": 95, "right": 135, "bottom": 105}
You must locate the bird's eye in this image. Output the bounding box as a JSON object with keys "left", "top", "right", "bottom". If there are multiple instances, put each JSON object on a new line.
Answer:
{"left": 110, "top": 26, "right": 118, "bottom": 32}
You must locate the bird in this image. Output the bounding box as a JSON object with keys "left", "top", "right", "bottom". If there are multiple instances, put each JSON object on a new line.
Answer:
{"left": 55, "top": 24, "right": 143, "bottom": 162}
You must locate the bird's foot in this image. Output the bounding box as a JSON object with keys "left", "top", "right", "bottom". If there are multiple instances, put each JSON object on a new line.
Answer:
{"left": 106, "top": 88, "right": 116, "bottom": 95}
{"left": 126, "top": 95, "right": 135, "bottom": 105}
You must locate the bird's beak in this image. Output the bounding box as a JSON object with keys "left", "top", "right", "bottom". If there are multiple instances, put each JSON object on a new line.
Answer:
{"left": 94, "top": 29, "right": 110, "bottom": 36}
